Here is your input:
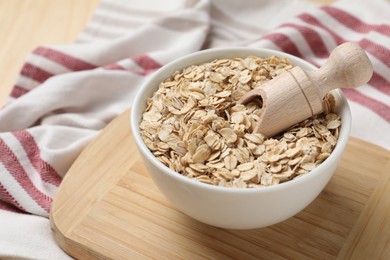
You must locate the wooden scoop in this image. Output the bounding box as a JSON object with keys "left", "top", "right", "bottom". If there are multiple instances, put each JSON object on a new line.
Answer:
{"left": 239, "top": 42, "right": 373, "bottom": 138}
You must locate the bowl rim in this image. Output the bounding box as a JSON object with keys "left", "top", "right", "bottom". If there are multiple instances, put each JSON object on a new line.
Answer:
{"left": 130, "top": 47, "right": 351, "bottom": 194}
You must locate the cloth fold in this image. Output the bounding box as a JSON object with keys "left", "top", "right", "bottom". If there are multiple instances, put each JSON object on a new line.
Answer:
{"left": 1, "top": 0, "right": 389, "bottom": 258}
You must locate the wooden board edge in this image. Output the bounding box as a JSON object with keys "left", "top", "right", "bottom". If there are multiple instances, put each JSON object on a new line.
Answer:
{"left": 50, "top": 110, "right": 132, "bottom": 260}
{"left": 50, "top": 212, "right": 107, "bottom": 260}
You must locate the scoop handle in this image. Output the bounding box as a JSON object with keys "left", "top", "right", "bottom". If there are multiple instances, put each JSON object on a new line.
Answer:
{"left": 307, "top": 42, "right": 373, "bottom": 98}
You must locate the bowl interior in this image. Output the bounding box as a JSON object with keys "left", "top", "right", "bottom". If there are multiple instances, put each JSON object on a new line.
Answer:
{"left": 130, "top": 47, "right": 351, "bottom": 194}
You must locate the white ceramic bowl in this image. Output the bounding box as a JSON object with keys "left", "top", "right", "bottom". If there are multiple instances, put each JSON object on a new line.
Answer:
{"left": 130, "top": 47, "right": 351, "bottom": 230}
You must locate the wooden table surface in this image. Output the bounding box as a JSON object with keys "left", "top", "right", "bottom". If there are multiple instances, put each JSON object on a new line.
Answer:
{"left": 0, "top": 0, "right": 99, "bottom": 106}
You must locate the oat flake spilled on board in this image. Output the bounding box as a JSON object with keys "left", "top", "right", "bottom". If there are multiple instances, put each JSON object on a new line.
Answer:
{"left": 140, "top": 56, "right": 341, "bottom": 188}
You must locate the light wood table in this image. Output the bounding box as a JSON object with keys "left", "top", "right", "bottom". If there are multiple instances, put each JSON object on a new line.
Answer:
{"left": 0, "top": 0, "right": 99, "bottom": 106}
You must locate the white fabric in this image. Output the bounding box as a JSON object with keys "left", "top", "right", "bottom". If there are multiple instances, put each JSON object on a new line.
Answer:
{"left": 0, "top": 211, "right": 72, "bottom": 260}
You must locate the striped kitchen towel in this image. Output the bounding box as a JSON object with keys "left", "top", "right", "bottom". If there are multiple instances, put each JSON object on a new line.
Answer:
{"left": 0, "top": 0, "right": 389, "bottom": 258}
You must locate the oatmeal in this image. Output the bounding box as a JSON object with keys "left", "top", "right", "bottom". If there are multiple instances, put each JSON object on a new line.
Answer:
{"left": 140, "top": 56, "right": 341, "bottom": 188}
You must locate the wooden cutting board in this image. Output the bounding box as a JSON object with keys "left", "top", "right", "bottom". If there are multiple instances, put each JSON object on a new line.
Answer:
{"left": 50, "top": 109, "right": 390, "bottom": 260}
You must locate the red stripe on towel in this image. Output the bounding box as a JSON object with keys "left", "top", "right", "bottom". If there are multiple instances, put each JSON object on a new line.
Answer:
{"left": 369, "top": 73, "right": 390, "bottom": 96}
{"left": 20, "top": 63, "right": 53, "bottom": 83}
{"left": 0, "top": 200, "right": 25, "bottom": 214}
{"left": 298, "top": 13, "right": 344, "bottom": 45}
{"left": 104, "top": 60, "right": 160, "bottom": 75}
{"left": 0, "top": 138, "right": 52, "bottom": 212}
{"left": 33, "top": 47, "right": 97, "bottom": 71}
{"left": 10, "top": 85, "right": 29, "bottom": 99}
{"left": 104, "top": 63, "right": 127, "bottom": 71}
{"left": 279, "top": 23, "right": 329, "bottom": 58}
{"left": 104, "top": 63, "right": 145, "bottom": 75}
{"left": 322, "top": 6, "right": 390, "bottom": 37}
{"left": 131, "top": 55, "right": 162, "bottom": 71}
{"left": 12, "top": 130, "right": 62, "bottom": 187}
{"left": 0, "top": 183, "right": 26, "bottom": 213}
{"left": 343, "top": 89, "right": 390, "bottom": 123}
{"left": 262, "top": 33, "right": 302, "bottom": 57}
{"left": 359, "top": 39, "right": 390, "bottom": 70}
